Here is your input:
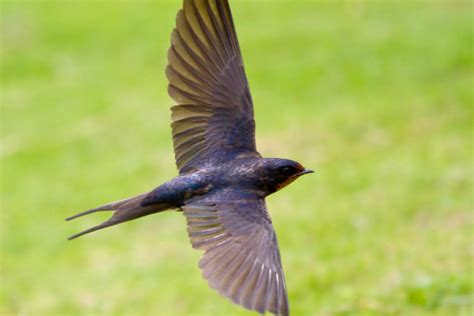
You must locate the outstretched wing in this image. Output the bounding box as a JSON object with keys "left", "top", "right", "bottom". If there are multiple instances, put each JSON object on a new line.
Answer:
{"left": 182, "top": 189, "right": 289, "bottom": 315}
{"left": 167, "top": 0, "right": 260, "bottom": 173}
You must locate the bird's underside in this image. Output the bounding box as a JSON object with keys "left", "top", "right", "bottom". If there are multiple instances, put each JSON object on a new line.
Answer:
{"left": 67, "top": 1, "right": 295, "bottom": 315}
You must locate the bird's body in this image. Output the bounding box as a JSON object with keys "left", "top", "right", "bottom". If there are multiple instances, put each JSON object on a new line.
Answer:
{"left": 67, "top": 1, "right": 312, "bottom": 315}
{"left": 143, "top": 157, "right": 310, "bottom": 207}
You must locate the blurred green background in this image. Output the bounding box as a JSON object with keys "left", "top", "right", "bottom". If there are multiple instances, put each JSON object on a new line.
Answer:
{"left": 1, "top": 1, "right": 472, "bottom": 315}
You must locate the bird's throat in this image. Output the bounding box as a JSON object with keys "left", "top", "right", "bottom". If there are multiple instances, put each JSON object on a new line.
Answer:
{"left": 275, "top": 177, "right": 298, "bottom": 192}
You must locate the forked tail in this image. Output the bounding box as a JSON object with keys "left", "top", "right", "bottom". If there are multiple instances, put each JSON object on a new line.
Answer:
{"left": 66, "top": 193, "right": 173, "bottom": 240}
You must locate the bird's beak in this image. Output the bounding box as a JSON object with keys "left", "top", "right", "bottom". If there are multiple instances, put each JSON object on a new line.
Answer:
{"left": 296, "top": 169, "right": 314, "bottom": 177}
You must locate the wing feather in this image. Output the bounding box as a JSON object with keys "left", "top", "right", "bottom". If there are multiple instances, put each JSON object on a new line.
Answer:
{"left": 168, "top": 0, "right": 260, "bottom": 173}
{"left": 182, "top": 190, "right": 289, "bottom": 315}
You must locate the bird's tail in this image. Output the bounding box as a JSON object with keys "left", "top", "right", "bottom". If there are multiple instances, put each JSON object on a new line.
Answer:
{"left": 66, "top": 193, "right": 173, "bottom": 240}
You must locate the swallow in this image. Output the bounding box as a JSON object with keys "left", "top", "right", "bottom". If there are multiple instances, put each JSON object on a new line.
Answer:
{"left": 67, "top": 1, "right": 313, "bottom": 315}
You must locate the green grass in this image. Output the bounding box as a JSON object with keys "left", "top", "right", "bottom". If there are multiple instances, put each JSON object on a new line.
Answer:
{"left": 1, "top": 1, "right": 472, "bottom": 315}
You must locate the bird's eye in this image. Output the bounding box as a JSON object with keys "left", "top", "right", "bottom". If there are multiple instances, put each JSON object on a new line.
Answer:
{"left": 279, "top": 166, "right": 296, "bottom": 175}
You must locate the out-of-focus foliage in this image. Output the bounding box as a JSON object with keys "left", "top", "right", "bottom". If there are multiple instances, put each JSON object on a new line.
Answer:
{"left": 1, "top": 1, "right": 472, "bottom": 315}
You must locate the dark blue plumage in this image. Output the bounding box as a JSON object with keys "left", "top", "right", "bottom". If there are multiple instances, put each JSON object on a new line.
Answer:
{"left": 67, "top": 1, "right": 312, "bottom": 315}
{"left": 141, "top": 158, "right": 311, "bottom": 208}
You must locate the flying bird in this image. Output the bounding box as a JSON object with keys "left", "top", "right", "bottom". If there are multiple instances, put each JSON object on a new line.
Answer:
{"left": 67, "top": 0, "right": 313, "bottom": 315}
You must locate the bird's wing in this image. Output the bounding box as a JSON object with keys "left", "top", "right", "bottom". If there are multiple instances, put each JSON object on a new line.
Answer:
{"left": 167, "top": 0, "right": 260, "bottom": 173}
{"left": 182, "top": 189, "right": 289, "bottom": 316}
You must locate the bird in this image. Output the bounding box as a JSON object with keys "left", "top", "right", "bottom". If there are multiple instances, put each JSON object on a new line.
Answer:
{"left": 66, "top": 0, "right": 313, "bottom": 315}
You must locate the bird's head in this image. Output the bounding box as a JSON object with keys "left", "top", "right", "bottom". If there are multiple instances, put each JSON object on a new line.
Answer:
{"left": 258, "top": 158, "right": 313, "bottom": 194}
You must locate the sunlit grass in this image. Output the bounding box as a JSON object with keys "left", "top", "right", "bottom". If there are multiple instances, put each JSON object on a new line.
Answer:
{"left": 1, "top": 1, "right": 472, "bottom": 315}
